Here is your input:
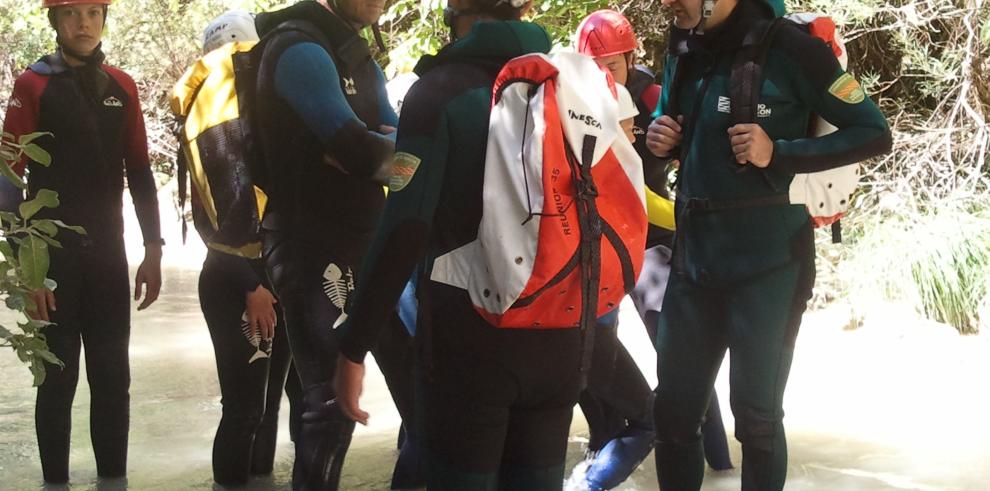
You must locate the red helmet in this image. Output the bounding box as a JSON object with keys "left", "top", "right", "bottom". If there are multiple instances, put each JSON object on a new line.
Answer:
{"left": 575, "top": 9, "right": 637, "bottom": 58}
{"left": 43, "top": 0, "right": 111, "bottom": 8}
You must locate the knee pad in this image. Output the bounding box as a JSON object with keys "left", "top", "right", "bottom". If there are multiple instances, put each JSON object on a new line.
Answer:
{"left": 733, "top": 408, "right": 782, "bottom": 453}
{"left": 653, "top": 395, "right": 702, "bottom": 445}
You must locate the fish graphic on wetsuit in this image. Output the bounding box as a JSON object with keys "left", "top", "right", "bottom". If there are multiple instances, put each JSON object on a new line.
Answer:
{"left": 240, "top": 312, "right": 272, "bottom": 363}
{"left": 323, "top": 263, "right": 354, "bottom": 331}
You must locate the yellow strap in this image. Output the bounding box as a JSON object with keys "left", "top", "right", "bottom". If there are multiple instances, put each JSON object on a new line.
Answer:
{"left": 646, "top": 187, "right": 676, "bottom": 231}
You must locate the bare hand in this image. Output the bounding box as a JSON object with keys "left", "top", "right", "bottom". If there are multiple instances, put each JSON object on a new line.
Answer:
{"left": 27, "top": 288, "right": 56, "bottom": 322}
{"left": 646, "top": 115, "right": 684, "bottom": 157}
{"left": 245, "top": 285, "right": 278, "bottom": 341}
{"left": 379, "top": 125, "right": 397, "bottom": 135}
{"left": 333, "top": 355, "right": 369, "bottom": 425}
{"left": 728, "top": 124, "right": 773, "bottom": 168}
{"left": 134, "top": 246, "right": 162, "bottom": 311}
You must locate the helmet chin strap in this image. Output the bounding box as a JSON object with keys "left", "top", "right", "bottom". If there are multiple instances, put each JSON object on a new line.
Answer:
{"left": 695, "top": 0, "right": 716, "bottom": 34}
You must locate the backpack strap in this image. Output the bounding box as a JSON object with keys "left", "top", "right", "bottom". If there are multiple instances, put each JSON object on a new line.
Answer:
{"left": 727, "top": 18, "right": 786, "bottom": 190}
{"left": 728, "top": 18, "right": 785, "bottom": 125}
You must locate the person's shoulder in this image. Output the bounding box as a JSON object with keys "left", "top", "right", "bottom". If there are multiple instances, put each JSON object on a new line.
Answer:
{"left": 400, "top": 62, "right": 492, "bottom": 134}
{"left": 768, "top": 21, "right": 840, "bottom": 88}
{"left": 102, "top": 65, "right": 139, "bottom": 92}
{"left": 13, "top": 67, "right": 49, "bottom": 90}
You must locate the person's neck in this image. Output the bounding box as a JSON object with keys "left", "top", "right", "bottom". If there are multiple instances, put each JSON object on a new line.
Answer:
{"left": 699, "top": 0, "right": 738, "bottom": 32}
{"left": 318, "top": 0, "right": 364, "bottom": 31}
{"left": 454, "top": 14, "right": 500, "bottom": 40}
{"left": 60, "top": 49, "right": 90, "bottom": 67}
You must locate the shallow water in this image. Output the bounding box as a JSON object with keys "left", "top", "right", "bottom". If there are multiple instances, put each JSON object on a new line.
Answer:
{"left": 1, "top": 195, "right": 988, "bottom": 489}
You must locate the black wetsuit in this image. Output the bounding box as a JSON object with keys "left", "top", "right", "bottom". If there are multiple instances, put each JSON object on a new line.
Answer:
{"left": 1, "top": 50, "right": 161, "bottom": 483}
{"left": 198, "top": 250, "right": 304, "bottom": 485}
{"left": 252, "top": 2, "right": 402, "bottom": 488}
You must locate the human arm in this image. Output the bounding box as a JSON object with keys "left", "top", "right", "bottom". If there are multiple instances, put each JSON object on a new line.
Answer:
{"left": 273, "top": 43, "right": 394, "bottom": 179}
{"left": 762, "top": 29, "right": 892, "bottom": 173}
{"left": 334, "top": 83, "right": 451, "bottom": 423}
{"left": 107, "top": 68, "right": 164, "bottom": 310}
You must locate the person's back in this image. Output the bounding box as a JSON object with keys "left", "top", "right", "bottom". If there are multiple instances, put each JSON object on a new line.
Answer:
{"left": 333, "top": 1, "right": 623, "bottom": 487}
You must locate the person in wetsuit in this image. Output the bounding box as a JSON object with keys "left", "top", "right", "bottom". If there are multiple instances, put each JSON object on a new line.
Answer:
{"left": 1, "top": 0, "right": 163, "bottom": 484}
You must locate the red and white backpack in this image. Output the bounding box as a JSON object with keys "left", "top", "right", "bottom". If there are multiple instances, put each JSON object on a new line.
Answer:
{"left": 430, "top": 52, "right": 648, "bottom": 329}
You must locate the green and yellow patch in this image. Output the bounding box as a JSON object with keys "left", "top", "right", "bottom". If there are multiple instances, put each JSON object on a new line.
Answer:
{"left": 828, "top": 73, "right": 866, "bottom": 104}
{"left": 388, "top": 152, "right": 422, "bottom": 192}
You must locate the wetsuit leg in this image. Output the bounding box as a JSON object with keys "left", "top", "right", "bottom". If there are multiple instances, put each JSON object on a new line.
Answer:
{"left": 727, "top": 249, "right": 814, "bottom": 491}
{"left": 653, "top": 273, "right": 728, "bottom": 491}
{"left": 701, "top": 394, "right": 733, "bottom": 471}
{"left": 79, "top": 245, "right": 131, "bottom": 478}
{"left": 35, "top": 248, "right": 84, "bottom": 484}
{"left": 579, "top": 321, "right": 625, "bottom": 452}
{"left": 251, "top": 316, "right": 294, "bottom": 475}
{"left": 635, "top": 244, "right": 734, "bottom": 476}
{"left": 199, "top": 255, "right": 270, "bottom": 486}
{"left": 371, "top": 313, "right": 423, "bottom": 489}
{"left": 285, "top": 364, "right": 303, "bottom": 442}
{"left": 265, "top": 233, "right": 354, "bottom": 490}
{"left": 423, "top": 283, "right": 583, "bottom": 489}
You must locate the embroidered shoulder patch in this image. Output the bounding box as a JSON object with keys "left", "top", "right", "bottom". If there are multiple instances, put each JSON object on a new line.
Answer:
{"left": 828, "top": 73, "right": 866, "bottom": 104}
{"left": 389, "top": 152, "right": 422, "bottom": 192}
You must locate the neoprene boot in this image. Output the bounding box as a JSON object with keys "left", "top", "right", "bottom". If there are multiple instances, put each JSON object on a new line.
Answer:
{"left": 584, "top": 424, "right": 655, "bottom": 490}
{"left": 293, "top": 399, "right": 355, "bottom": 491}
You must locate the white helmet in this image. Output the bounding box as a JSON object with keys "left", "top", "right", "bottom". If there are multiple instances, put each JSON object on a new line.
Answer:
{"left": 202, "top": 10, "right": 258, "bottom": 54}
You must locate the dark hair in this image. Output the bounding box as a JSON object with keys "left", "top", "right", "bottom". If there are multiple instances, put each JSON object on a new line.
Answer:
{"left": 473, "top": 0, "right": 528, "bottom": 20}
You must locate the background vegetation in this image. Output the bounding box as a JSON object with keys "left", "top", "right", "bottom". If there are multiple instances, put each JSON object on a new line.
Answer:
{"left": 1, "top": 0, "right": 988, "bottom": 335}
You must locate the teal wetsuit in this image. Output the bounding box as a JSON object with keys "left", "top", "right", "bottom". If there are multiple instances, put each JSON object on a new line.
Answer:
{"left": 651, "top": 1, "right": 891, "bottom": 490}
{"left": 339, "top": 21, "right": 590, "bottom": 488}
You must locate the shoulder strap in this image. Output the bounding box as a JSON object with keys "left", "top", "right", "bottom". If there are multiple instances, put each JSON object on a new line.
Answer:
{"left": 728, "top": 18, "right": 785, "bottom": 124}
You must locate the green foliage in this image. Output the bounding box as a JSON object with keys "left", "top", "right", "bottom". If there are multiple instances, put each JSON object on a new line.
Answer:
{"left": 2, "top": 0, "right": 987, "bottom": 333}
{"left": 0, "top": 133, "right": 84, "bottom": 386}
{"left": 840, "top": 200, "right": 990, "bottom": 334}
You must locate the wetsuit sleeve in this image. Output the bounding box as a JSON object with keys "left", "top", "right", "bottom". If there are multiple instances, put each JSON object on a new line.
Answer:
{"left": 338, "top": 83, "right": 449, "bottom": 363}
{"left": 651, "top": 55, "right": 681, "bottom": 160}
{"left": 108, "top": 68, "right": 162, "bottom": 245}
{"left": 211, "top": 252, "right": 263, "bottom": 293}
{"left": 768, "top": 30, "right": 892, "bottom": 173}
{"left": 274, "top": 43, "right": 394, "bottom": 177}
{"left": 375, "top": 64, "right": 399, "bottom": 128}
{"left": 1, "top": 71, "right": 43, "bottom": 212}
{"left": 645, "top": 188, "right": 675, "bottom": 230}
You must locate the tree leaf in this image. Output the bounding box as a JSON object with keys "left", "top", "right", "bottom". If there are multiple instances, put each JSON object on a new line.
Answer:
{"left": 18, "top": 235, "right": 49, "bottom": 290}
{"left": 0, "top": 159, "right": 27, "bottom": 190}
{"left": 18, "top": 189, "right": 59, "bottom": 221}
{"left": 22, "top": 144, "right": 51, "bottom": 166}
{"left": 31, "top": 362, "right": 46, "bottom": 387}
{"left": 0, "top": 240, "right": 14, "bottom": 259}
{"left": 5, "top": 294, "right": 26, "bottom": 311}
{"left": 18, "top": 132, "right": 51, "bottom": 146}
{"left": 33, "top": 220, "right": 59, "bottom": 237}
{"left": 35, "top": 233, "right": 63, "bottom": 249}
{"left": 38, "top": 349, "right": 62, "bottom": 366}
{"left": 52, "top": 220, "right": 86, "bottom": 235}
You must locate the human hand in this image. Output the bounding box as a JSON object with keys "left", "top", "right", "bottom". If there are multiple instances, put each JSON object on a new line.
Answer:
{"left": 646, "top": 115, "right": 684, "bottom": 157}
{"left": 245, "top": 285, "right": 278, "bottom": 341}
{"left": 379, "top": 125, "right": 396, "bottom": 135}
{"left": 27, "top": 288, "right": 56, "bottom": 322}
{"left": 134, "top": 245, "right": 162, "bottom": 311}
{"left": 333, "top": 354, "right": 369, "bottom": 425}
{"left": 728, "top": 124, "right": 773, "bottom": 168}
